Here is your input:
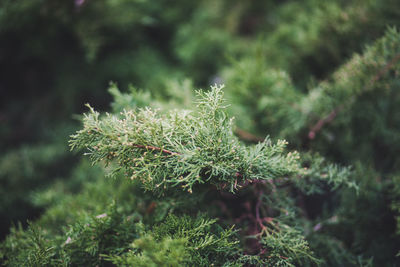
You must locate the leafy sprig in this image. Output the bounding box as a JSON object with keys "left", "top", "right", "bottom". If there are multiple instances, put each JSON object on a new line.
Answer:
{"left": 70, "top": 85, "right": 300, "bottom": 194}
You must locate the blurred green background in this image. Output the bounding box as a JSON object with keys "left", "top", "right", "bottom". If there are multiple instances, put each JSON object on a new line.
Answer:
{"left": 1, "top": 0, "right": 400, "bottom": 265}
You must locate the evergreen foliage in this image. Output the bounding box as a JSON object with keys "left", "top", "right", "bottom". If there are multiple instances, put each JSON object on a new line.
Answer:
{"left": 1, "top": 0, "right": 400, "bottom": 266}
{"left": 2, "top": 86, "right": 355, "bottom": 266}
{"left": 70, "top": 85, "right": 300, "bottom": 193}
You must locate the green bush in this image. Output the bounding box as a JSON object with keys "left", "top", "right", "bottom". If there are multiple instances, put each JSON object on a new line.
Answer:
{"left": 1, "top": 0, "right": 400, "bottom": 266}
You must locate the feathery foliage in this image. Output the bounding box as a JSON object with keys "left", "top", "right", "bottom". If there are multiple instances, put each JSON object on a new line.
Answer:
{"left": 70, "top": 85, "right": 300, "bottom": 193}
{"left": 2, "top": 1, "right": 400, "bottom": 266}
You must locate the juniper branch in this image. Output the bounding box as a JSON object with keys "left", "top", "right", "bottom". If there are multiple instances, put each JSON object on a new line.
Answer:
{"left": 70, "top": 85, "right": 301, "bottom": 194}
{"left": 307, "top": 30, "right": 400, "bottom": 139}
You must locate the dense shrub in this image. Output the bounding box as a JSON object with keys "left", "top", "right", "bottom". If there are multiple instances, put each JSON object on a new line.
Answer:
{"left": 1, "top": 0, "right": 400, "bottom": 266}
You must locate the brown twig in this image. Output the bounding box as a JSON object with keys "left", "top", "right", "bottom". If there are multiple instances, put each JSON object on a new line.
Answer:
{"left": 130, "top": 144, "right": 180, "bottom": 155}
{"left": 255, "top": 192, "right": 265, "bottom": 230}
{"left": 308, "top": 105, "right": 343, "bottom": 139}
{"left": 234, "top": 128, "right": 264, "bottom": 143}
{"left": 308, "top": 53, "right": 400, "bottom": 139}
{"left": 371, "top": 53, "right": 400, "bottom": 84}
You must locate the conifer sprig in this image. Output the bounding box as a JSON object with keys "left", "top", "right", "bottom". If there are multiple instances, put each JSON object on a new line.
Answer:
{"left": 70, "top": 85, "right": 300, "bottom": 194}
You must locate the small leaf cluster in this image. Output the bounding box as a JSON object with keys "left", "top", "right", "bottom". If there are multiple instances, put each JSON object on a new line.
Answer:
{"left": 259, "top": 226, "right": 321, "bottom": 267}
{"left": 106, "top": 214, "right": 242, "bottom": 266}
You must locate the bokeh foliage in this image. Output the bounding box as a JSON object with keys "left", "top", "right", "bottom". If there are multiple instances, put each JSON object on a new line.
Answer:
{"left": 1, "top": 0, "right": 400, "bottom": 266}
